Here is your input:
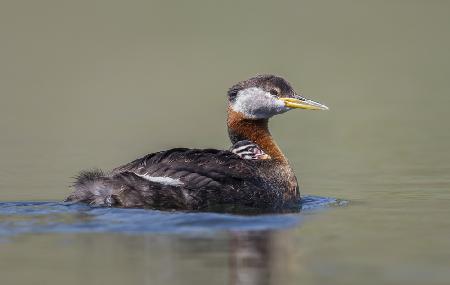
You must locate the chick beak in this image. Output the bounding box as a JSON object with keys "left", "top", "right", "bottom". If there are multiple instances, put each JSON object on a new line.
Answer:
{"left": 280, "top": 94, "right": 329, "bottom": 111}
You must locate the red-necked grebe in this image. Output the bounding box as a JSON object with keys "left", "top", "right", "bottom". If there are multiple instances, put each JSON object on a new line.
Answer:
{"left": 65, "top": 75, "right": 329, "bottom": 212}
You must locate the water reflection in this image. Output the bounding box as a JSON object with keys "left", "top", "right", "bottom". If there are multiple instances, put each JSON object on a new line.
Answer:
{"left": 42, "top": 231, "right": 294, "bottom": 285}
{"left": 229, "top": 231, "right": 272, "bottom": 285}
{"left": 0, "top": 200, "right": 331, "bottom": 284}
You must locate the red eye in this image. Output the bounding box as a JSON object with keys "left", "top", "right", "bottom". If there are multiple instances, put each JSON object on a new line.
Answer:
{"left": 269, "top": 89, "right": 279, "bottom": 96}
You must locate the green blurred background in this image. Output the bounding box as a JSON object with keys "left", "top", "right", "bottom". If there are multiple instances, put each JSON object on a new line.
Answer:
{"left": 1, "top": 1, "right": 450, "bottom": 285}
{"left": 1, "top": 0, "right": 448, "bottom": 201}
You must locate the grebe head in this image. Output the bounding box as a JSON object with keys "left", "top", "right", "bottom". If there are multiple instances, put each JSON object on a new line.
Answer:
{"left": 228, "top": 74, "right": 329, "bottom": 119}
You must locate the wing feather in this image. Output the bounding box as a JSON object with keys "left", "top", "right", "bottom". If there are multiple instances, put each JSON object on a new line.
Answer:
{"left": 111, "top": 148, "right": 259, "bottom": 189}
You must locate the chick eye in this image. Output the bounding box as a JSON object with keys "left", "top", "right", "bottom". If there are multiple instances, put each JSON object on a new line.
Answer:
{"left": 269, "top": 89, "right": 279, "bottom": 96}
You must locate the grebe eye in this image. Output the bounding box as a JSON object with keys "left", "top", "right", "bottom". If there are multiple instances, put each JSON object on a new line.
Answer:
{"left": 269, "top": 89, "right": 279, "bottom": 96}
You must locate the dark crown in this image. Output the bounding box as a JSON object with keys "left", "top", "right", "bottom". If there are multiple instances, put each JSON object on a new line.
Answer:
{"left": 227, "top": 74, "right": 295, "bottom": 101}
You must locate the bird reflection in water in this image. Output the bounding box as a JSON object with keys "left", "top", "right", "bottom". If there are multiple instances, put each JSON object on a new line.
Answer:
{"left": 229, "top": 231, "right": 273, "bottom": 285}
{"left": 58, "top": 227, "right": 298, "bottom": 284}
{"left": 228, "top": 229, "right": 299, "bottom": 285}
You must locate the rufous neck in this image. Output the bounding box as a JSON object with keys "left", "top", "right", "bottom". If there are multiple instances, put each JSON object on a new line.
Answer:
{"left": 227, "top": 107, "right": 287, "bottom": 162}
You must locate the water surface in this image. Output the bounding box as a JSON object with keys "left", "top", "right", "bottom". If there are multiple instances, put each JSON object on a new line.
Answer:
{"left": 0, "top": 196, "right": 344, "bottom": 239}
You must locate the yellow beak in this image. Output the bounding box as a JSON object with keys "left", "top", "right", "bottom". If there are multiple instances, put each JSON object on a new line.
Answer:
{"left": 280, "top": 97, "right": 329, "bottom": 111}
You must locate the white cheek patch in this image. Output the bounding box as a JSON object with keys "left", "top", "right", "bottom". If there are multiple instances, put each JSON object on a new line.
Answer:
{"left": 231, "top": 87, "right": 289, "bottom": 119}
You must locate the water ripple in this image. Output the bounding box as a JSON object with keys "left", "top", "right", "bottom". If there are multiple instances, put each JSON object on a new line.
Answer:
{"left": 0, "top": 195, "right": 347, "bottom": 238}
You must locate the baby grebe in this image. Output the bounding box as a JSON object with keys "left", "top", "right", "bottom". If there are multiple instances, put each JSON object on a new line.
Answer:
{"left": 230, "top": 140, "right": 271, "bottom": 160}
{"left": 65, "top": 75, "right": 328, "bottom": 212}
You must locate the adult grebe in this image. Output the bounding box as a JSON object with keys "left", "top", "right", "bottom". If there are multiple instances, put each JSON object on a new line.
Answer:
{"left": 66, "top": 75, "right": 328, "bottom": 212}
